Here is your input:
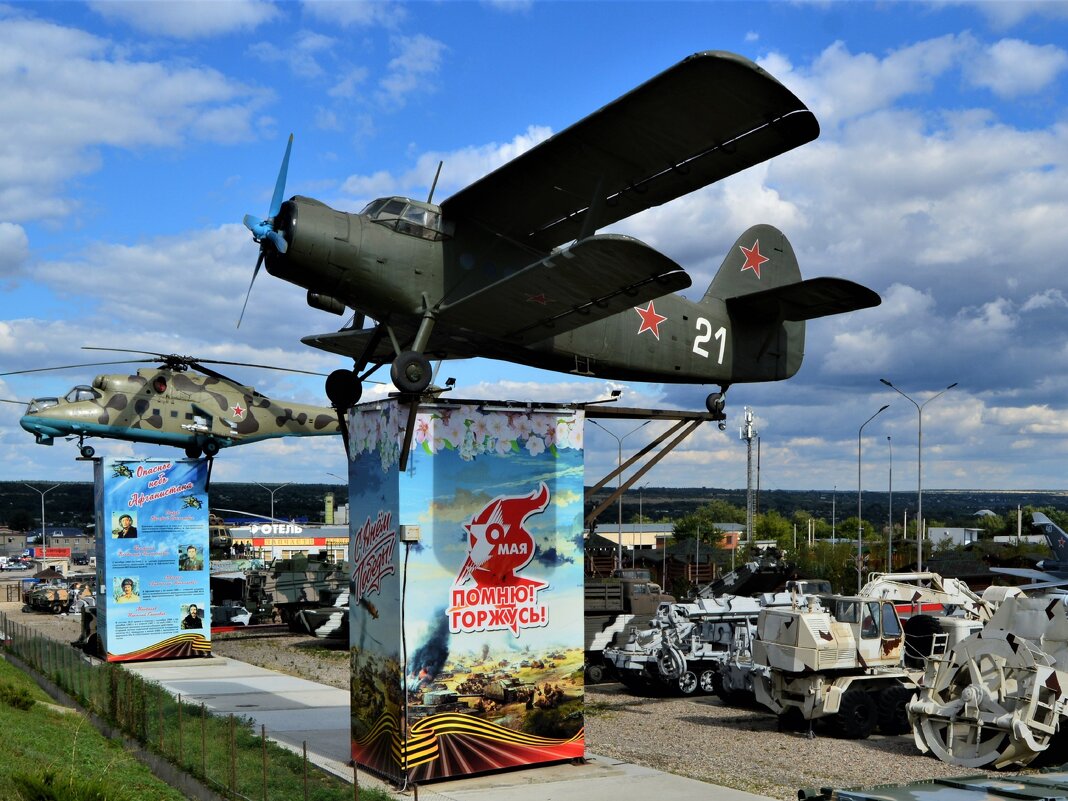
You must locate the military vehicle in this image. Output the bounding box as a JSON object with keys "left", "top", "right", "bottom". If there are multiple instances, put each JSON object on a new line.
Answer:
{"left": 584, "top": 568, "right": 673, "bottom": 683}
{"left": 257, "top": 551, "right": 349, "bottom": 627}
{"left": 3, "top": 349, "right": 342, "bottom": 458}
{"left": 908, "top": 595, "right": 1068, "bottom": 769}
{"left": 293, "top": 591, "right": 349, "bottom": 639}
{"left": 26, "top": 579, "right": 92, "bottom": 614}
{"left": 604, "top": 580, "right": 828, "bottom": 698}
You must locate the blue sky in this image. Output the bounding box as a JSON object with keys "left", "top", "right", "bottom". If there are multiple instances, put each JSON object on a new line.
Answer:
{"left": 4, "top": 0, "right": 1068, "bottom": 496}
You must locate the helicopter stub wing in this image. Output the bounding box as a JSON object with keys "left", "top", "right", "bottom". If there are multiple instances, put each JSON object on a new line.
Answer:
{"left": 441, "top": 51, "right": 818, "bottom": 253}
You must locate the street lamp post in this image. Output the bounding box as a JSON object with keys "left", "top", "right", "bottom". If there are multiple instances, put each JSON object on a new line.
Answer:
{"left": 857, "top": 406, "right": 889, "bottom": 592}
{"left": 589, "top": 419, "right": 650, "bottom": 572}
{"left": 887, "top": 436, "right": 893, "bottom": 571}
{"left": 255, "top": 482, "right": 292, "bottom": 523}
{"left": 24, "top": 483, "right": 60, "bottom": 557}
{"left": 880, "top": 380, "right": 957, "bottom": 572}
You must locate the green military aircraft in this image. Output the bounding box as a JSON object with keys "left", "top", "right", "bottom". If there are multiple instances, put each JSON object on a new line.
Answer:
{"left": 2, "top": 349, "right": 340, "bottom": 458}
{"left": 241, "top": 51, "right": 880, "bottom": 419}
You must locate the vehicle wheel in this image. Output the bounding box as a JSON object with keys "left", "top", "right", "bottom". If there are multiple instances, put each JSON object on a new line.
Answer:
{"left": 325, "top": 369, "right": 362, "bottom": 408}
{"left": 777, "top": 707, "right": 809, "bottom": 733}
{"left": 184, "top": 445, "right": 202, "bottom": 459}
{"left": 585, "top": 662, "right": 606, "bottom": 684}
{"left": 202, "top": 439, "right": 220, "bottom": 457}
{"left": 80, "top": 445, "right": 95, "bottom": 458}
{"left": 877, "top": 684, "right": 915, "bottom": 735}
{"left": 678, "top": 671, "right": 699, "bottom": 695}
{"left": 699, "top": 669, "right": 718, "bottom": 694}
{"left": 836, "top": 689, "right": 878, "bottom": 739}
{"left": 390, "top": 351, "right": 432, "bottom": 394}
{"left": 903, "top": 614, "right": 941, "bottom": 668}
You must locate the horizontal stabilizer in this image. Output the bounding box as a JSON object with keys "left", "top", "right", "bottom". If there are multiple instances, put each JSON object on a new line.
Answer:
{"left": 726, "top": 277, "right": 881, "bottom": 323}
{"left": 439, "top": 234, "right": 691, "bottom": 344}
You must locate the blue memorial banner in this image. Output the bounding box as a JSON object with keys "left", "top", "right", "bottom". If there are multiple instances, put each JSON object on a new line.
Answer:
{"left": 95, "top": 457, "right": 211, "bottom": 661}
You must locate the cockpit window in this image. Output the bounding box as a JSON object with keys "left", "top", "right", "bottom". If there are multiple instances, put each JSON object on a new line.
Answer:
{"left": 64, "top": 386, "right": 97, "bottom": 403}
{"left": 362, "top": 197, "right": 451, "bottom": 241}
{"left": 28, "top": 397, "right": 59, "bottom": 413}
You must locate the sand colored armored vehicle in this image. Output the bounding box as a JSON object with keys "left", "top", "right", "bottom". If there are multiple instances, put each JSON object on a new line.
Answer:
{"left": 27, "top": 580, "right": 93, "bottom": 614}
{"left": 908, "top": 595, "right": 1068, "bottom": 769}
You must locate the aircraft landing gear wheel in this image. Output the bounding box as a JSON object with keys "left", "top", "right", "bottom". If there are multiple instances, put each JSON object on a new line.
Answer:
{"left": 185, "top": 445, "right": 202, "bottom": 459}
{"left": 835, "top": 689, "right": 878, "bottom": 739}
{"left": 79, "top": 445, "right": 95, "bottom": 458}
{"left": 202, "top": 439, "right": 220, "bottom": 457}
{"left": 391, "top": 351, "right": 432, "bottom": 394}
{"left": 325, "top": 369, "right": 362, "bottom": 408}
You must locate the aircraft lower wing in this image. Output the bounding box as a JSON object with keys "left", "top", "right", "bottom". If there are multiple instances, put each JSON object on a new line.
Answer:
{"left": 442, "top": 51, "right": 819, "bottom": 253}
{"left": 438, "top": 234, "right": 691, "bottom": 343}
{"left": 726, "top": 277, "right": 881, "bottom": 323}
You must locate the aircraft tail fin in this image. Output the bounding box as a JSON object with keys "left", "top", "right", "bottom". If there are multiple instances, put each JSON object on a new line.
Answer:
{"left": 704, "top": 224, "right": 880, "bottom": 321}
{"left": 1032, "top": 513, "right": 1068, "bottom": 562}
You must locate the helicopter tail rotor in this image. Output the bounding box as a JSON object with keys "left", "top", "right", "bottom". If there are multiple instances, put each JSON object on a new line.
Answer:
{"left": 239, "top": 133, "right": 293, "bottom": 327}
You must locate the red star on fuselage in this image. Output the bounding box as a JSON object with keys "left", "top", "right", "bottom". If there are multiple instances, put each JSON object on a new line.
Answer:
{"left": 635, "top": 301, "right": 667, "bottom": 339}
{"left": 739, "top": 240, "right": 769, "bottom": 278}
{"left": 231, "top": 403, "right": 245, "bottom": 418}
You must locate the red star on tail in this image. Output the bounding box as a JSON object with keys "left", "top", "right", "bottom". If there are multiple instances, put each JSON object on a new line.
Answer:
{"left": 740, "top": 240, "right": 769, "bottom": 278}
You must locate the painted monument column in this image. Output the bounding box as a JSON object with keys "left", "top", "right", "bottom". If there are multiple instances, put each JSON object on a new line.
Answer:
{"left": 347, "top": 400, "right": 585, "bottom": 782}
{"left": 95, "top": 457, "right": 211, "bottom": 661}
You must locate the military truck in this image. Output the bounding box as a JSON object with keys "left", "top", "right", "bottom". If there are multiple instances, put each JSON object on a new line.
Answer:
{"left": 751, "top": 593, "right": 984, "bottom": 738}
{"left": 584, "top": 568, "right": 673, "bottom": 683}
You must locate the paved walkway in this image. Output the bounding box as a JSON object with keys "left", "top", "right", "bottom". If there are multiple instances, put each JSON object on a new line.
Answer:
{"left": 124, "top": 656, "right": 775, "bottom": 801}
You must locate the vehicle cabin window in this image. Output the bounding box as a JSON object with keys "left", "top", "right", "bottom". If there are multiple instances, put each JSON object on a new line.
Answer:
{"left": 65, "top": 386, "right": 96, "bottom": 403}
{"left": 363, "top": 197, "right": 449, "bottom": 241}
{"left": 861, "top": 601, "right": 880, "bottom": 639}
{"left": 29, "top": 398, "right": 60, "bottom": 412}
{"left": 632, "top": 583, "right": 648, "bottom": 595}
{"left": 881, "top": 602, "right": 902, "bottom": 637}
{"left": 833, "top": 599, "right": 860, "bottom": 624}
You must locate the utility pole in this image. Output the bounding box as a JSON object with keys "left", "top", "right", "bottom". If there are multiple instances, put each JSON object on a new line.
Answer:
{"left": 740, "top": 407, "right": 757, "bottom": 550}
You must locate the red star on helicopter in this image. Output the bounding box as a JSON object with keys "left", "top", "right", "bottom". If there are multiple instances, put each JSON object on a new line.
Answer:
{"left": 739, "top": 240, "right": 769, "bottom": 278}
{"left": 635, "top": 301, "right": 667, "bottom": 339}
{"left": 231, "top": 402, "right": 245, "bottom": 418}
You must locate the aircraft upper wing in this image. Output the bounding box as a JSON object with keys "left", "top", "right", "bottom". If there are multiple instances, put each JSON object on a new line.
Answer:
{"left": 441, "top": 51, "right": 819, "bottom": 253}
{"left": 437, "top": 234, "right": 690, "bottom": 343}
{"left": 726, "top": 277, "right": 881, "bottom": 322}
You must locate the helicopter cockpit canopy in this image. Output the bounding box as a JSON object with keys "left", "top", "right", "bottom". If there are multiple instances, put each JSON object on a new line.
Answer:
{"left": 359, "top": 197, "right": 452, "bottom": 241}
{"left": 64, "top": 386, "right": 98, "bottom": 403}
{"left": 27, "top": 397, "right": 59, "bottom": 414}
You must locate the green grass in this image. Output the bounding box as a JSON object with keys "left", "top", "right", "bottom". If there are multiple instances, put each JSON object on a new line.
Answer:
{"left": 1, "top": 636, "right": 397, "bottom": 801}
{"left": 0, "top": 657, "right": 188, "bottom": 801}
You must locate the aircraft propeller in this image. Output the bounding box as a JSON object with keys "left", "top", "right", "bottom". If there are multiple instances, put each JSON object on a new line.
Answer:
{"left": 239, "top": 133, "right": 293, "bottom": 328}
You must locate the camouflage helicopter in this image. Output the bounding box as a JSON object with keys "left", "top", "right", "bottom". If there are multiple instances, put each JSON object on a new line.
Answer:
{"left": 1, "top": 348, "right": 342, "bottom": 459}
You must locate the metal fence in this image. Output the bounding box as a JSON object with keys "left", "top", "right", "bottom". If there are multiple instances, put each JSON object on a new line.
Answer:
{"left": 0, "top": 612, "right": 384, "bottom": 801}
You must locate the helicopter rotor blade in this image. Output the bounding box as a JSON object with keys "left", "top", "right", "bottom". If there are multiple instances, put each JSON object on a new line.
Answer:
{"left": 0, "top": 397, "right": 27, "bottom": 405}
{"left": 0, "top": 359, "right": 149, "bottom": 377}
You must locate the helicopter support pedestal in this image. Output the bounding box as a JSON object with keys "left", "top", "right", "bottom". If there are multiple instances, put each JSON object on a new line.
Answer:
{"left": 344, "top": 398, "right": 586, "bottom": 784}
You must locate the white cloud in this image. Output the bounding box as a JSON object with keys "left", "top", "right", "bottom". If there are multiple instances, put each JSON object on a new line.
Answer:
{"left": 376, "top": 34, "right": 447, "bottom": 108}
{"left": 0, "top": 223, "right": 29, "bottom": 277}
{"left": 0, "top": 15, "right": 267, "bottom": 223}
{"left": 301, "top": 0, "right": 403, "bottom": 28}
{"left": 247, "top": 30, "right": 337, "bottom": 79}
{"left": 965, "top": 38, "right": 1068, "bottom": 97}
{"left": 88, "top": 0, "right": 282, "bottom": 39}
{"left": 1021, "top": 289, "right": 1068, "bottom": 312}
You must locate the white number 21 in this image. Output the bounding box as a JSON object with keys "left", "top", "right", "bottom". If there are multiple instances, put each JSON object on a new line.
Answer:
{"left": 693, "top": 318, "right": 726, "bottom": 363}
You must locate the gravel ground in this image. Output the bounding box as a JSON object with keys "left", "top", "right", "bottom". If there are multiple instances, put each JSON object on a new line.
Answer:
{"left": 0, "top": 594, "right": 1016, "bottom": 801}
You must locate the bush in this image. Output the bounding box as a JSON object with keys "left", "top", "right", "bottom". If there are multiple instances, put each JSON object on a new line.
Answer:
{"left": 0, "top": 681, "right": 34, "bottom": 710}
{"left": 12, "top": 769, "right": 113, "bottom": 801}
